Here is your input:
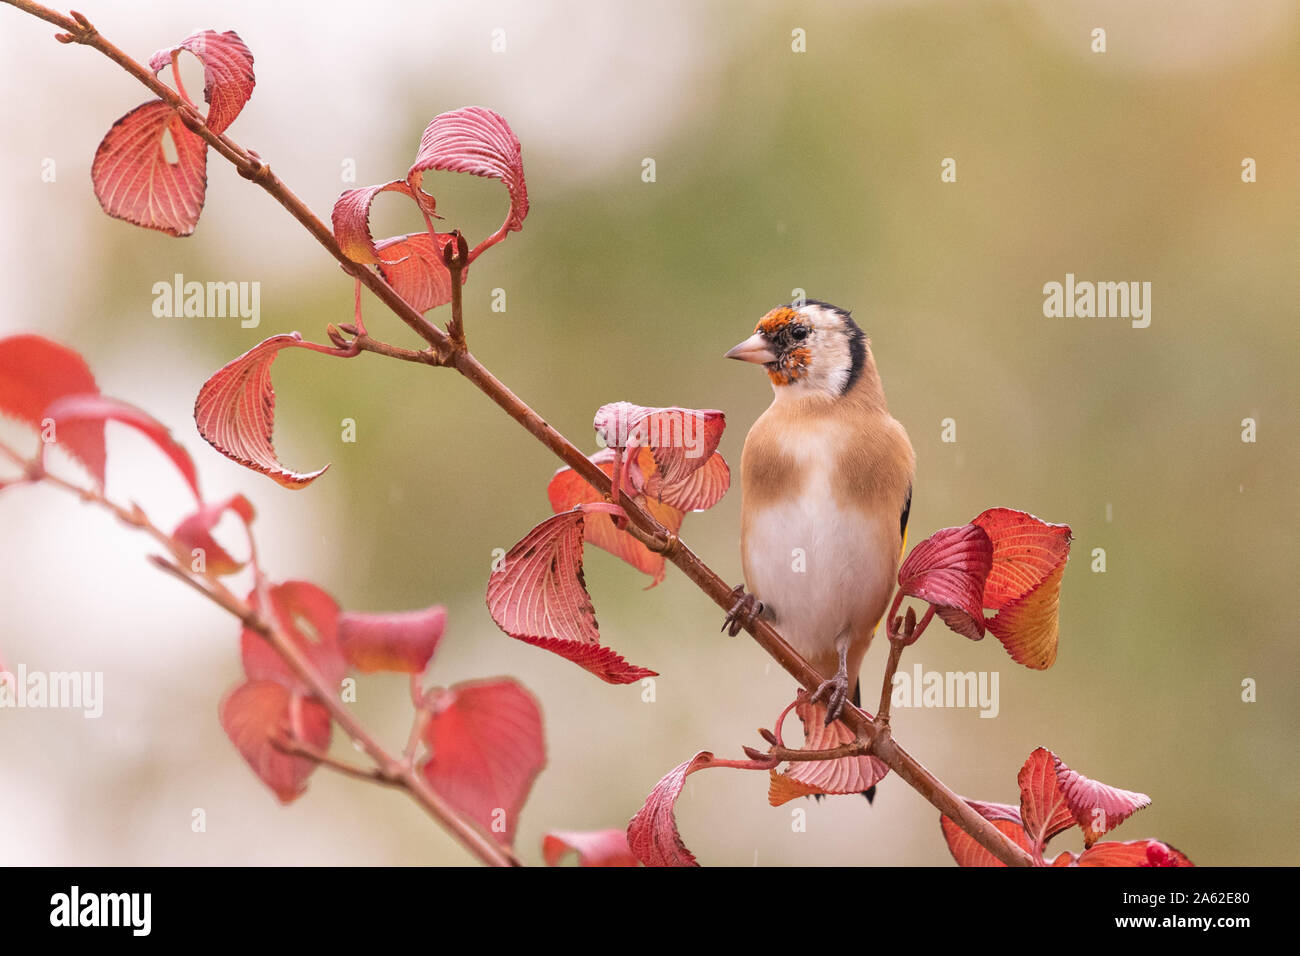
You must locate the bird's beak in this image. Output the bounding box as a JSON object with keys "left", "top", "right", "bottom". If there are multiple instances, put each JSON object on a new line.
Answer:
{"left": 725, "top": 332, "right": 777, "bottom": 364}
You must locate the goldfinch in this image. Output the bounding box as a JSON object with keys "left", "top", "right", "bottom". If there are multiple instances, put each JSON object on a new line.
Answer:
{"left": 725, "top": 300, "right": 915, "bottom": 724}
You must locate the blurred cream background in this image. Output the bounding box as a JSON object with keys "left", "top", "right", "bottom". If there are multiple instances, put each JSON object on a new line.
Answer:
{"left": 0, "top": 0, "right": 1296, "bottom": 865}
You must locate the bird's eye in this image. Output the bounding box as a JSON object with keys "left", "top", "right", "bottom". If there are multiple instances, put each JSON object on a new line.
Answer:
{"left": 790, "top": 325, "right": 809, "bottom": 341}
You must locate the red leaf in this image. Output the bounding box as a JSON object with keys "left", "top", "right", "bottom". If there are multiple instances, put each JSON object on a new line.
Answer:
{"left": 542, "top": 829, "right": 639, "bottom": 867}
{"left": 1054, "top": 757, "right": 1151, "bottom": 847}
{"left": 148, "top": 30, "right": 255, "bottom": 135}
{"left": 0, "top": 335, "right": 104, "bottom": 482}
{"left": 627, "top": 751, "right": 713, "bottom": 867}
{"left": 768, "top": 697, "right": 889, "bottom": 804}
{"left": 240, "top": 581, "right": 347, "bottom": 693}
{"left": 546, "top": 449, "right": 684, "bottom": 586}
{"left": 219, "top": 679, "right": 330, "bottom": 804}
{"left": 420, "top": 678, "right": 546, "bottom": 848}
{"left": 897, "top": 523, "right": 994, "bottom": 640}
{"left": 940, "top": 801, "right": 1037, "bottom": 867}
{"left": 407, "top": 107, "right": 529, "bottom": 257}
{"left": 330, "top": 180, "right": 416, "bottom": 265}
{"left": 43, "top": 394, "right": 201, "bottom": 502}
{"left": 641, "top": 447, "right": 731, "bottom": 513}
{"left": 172, "top": 493, "right": 255, "bottom": 576}
{"left": 1017, "top": 747, "right": 1077, "bottom": 853}
{"left": 338, "top": 605, "right": 446, "bottom": 674}
{"left": 92, "top": 100, "right": 207, "bottom": 236}
{"left": 486, "top": 509, "right": 657, "bottom": 684}
{"left": 194, "top": 333, "right": 329, "bottom": 489}
{"left": 375, "top": 232, "right": 461, "bottom": 312}
{"left": 972, "top": 508, "right": 1072, "bottom": 669}
{"left": 1076, "top": 840, "right": 1194, "bottom": 867}
{"left": 594, "top": 403, "right": 726, "bottom": 496}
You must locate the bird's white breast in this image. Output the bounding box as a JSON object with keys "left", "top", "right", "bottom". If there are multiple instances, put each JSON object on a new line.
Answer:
{"left": 741, "top": 426, "right": 895, "bottom": 678}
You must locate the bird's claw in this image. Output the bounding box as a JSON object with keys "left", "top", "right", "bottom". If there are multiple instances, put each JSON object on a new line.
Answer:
{"left": 721, "top": 586, "right": 764, "bottom": 637}
{"left": 810, "top": 672, "right": 851, "bottom": 725}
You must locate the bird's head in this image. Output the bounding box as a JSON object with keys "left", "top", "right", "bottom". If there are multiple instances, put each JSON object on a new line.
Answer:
{"left": 725, "top": 300, "right": 868, "bottom": 397}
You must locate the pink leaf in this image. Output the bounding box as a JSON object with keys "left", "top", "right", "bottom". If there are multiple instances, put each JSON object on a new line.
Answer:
{"left": 594, "top": 403, "right": 726, "bottom": 496}
{"left": 768, "top": 697, "right": 889, "bottom": 804}
{"left": 641, "top": 447, "right": 731, "bottom": 513}
{"left": 486, "top": 509, "right": 657, "bottom": 684}
{"left": 542, "top": 829, "right": 639, "bottom": 867}
{"left": 219, "top": 679, "right": 330, "bottom": 804}
{"left": 0, "top": 335, "right": 104, "bottom": 482}
{"left": 194, "top": 333, "right": 330, "bottom": 489}
{"left": 330, "top": 180, "right": 416, "bottom": 265}
{"left": 420, "top": 678, "right": 546, "bottom": 848}
{"left": 92, "top": 100, "right": 207, "bottom": 236}
{"left": 240, "top": 581, "right": 347, "bottom": 693}
{"left": 940, "top": 801, "right": 1037, "bottom": 868}
{"left": 1017, "top": 747, "right": 1077, "bottom": 854}
{"left": 172, "top": 493, "right": 255, "bottom": 575}
{"left": 148, "top": 30, "right": 255, "bottom": 135}
{"left": 1075, "top": 840, "right": 1194, "bottom": 867}
{"left": 627, "top": 751, "right": 713, "bottom": 867}
{"left": 43, "top": 394, "right": 201, "bottom": 502}
{"left": 375, "top": 232, "right": 461, "bottom": 312}
{"left": 338, "top": 605, "right": 446, "bottom": 674}
{"left": 897, "top": 523, "right": 994, "bottom": 640}
{"left": 1054, "top": 756, "right": 1151, "bottom": 847}
{"left": 407, "top": 106, "right": 529, "bottom": 257}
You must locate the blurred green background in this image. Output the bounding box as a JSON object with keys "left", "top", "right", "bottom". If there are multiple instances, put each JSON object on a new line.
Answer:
{"left": 1, "top": 0, "right": 1296, "bottom": 865}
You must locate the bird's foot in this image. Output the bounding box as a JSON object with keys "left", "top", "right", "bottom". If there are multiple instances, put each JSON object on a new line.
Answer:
{"left": 721, "top": 586, "right": 764, "bottom": 637}
{"left": 810, "top": 670, "right": 852, "bottom": 725}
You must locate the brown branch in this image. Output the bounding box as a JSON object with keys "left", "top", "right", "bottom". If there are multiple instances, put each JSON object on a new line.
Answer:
{"left": 0, "top": 0, "right": 1033, "bottom": 867}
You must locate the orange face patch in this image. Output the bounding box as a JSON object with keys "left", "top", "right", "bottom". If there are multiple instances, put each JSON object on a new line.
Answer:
{"left": 766, "top": 345, "right": 810, "bottom": 386}
{"left": 756, "top": 306, "right": 799, "bottom": 337}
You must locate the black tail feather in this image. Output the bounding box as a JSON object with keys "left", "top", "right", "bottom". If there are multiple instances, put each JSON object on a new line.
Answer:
{"left": 852, "top": 681, "right": 875, "bottom": 803}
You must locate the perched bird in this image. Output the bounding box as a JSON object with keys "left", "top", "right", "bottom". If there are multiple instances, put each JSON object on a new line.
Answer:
{"left": 725, "top": 300, "right": 915, "bottom": 725}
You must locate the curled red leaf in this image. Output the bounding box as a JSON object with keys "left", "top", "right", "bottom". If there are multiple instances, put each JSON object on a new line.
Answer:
{"left": 194, "top": 333, "right": 330, "bottom": 489}
{"left": 1053, "top": 756, "right": 1151, "bottom": 847}
{"left": 640, "top": 445, "right": 731, "bottom": 513}
{"left": 768, "top": 697, "right": 889, "bottom": 804}
{"left": 43, "top": 393, "right": 201, "bottom": 502}
{"left": 147, "top": 30, "right": 255, "bottom": 135}
{"left": 375, "top": 232, "right": 461, "bottom": 312}
{"left": 338, "top": 605, "right": 446, "bottom": 674}
{"left": 1017, "top": 747, "right": 1077, "bottom": 853}
{"left": 219, "top": 679, "right": 330, "bottom": 804}
{"left": 940, "top": 801, "right": 1037, "bottom": 868}
{"left": 972, "top": 508, "right": 1072, "bottom": 669}
{"left": 594, "top": 402, "right": 726, "bottom": 496}
{"left": 172, "top": 493, "right": 255, "bottom": 575}
{"left": 92, "top": 100, "right": 207, "bottom": 236}
{"left": 627, "top": 751, "right": 713, "bottom": 867}
{"left": 0, "top": 335, "right": 104, "bottom": 482}
{"left": 420, "top": 678, "right": 546, "bottom": 848}
{"left": 330, "top": 180, "right": 416, "bottom": 265}
{"left": 486, "top": 509, "right": 657, "bottom": 684}
{"left": 407, "top": 106, "right": 529, "bottom": 258}
{"left": 897, "top": 523, "right": 993, "bottom": 641}
{"left": 542, "top": 829, "right": 639, "bottom": 867}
